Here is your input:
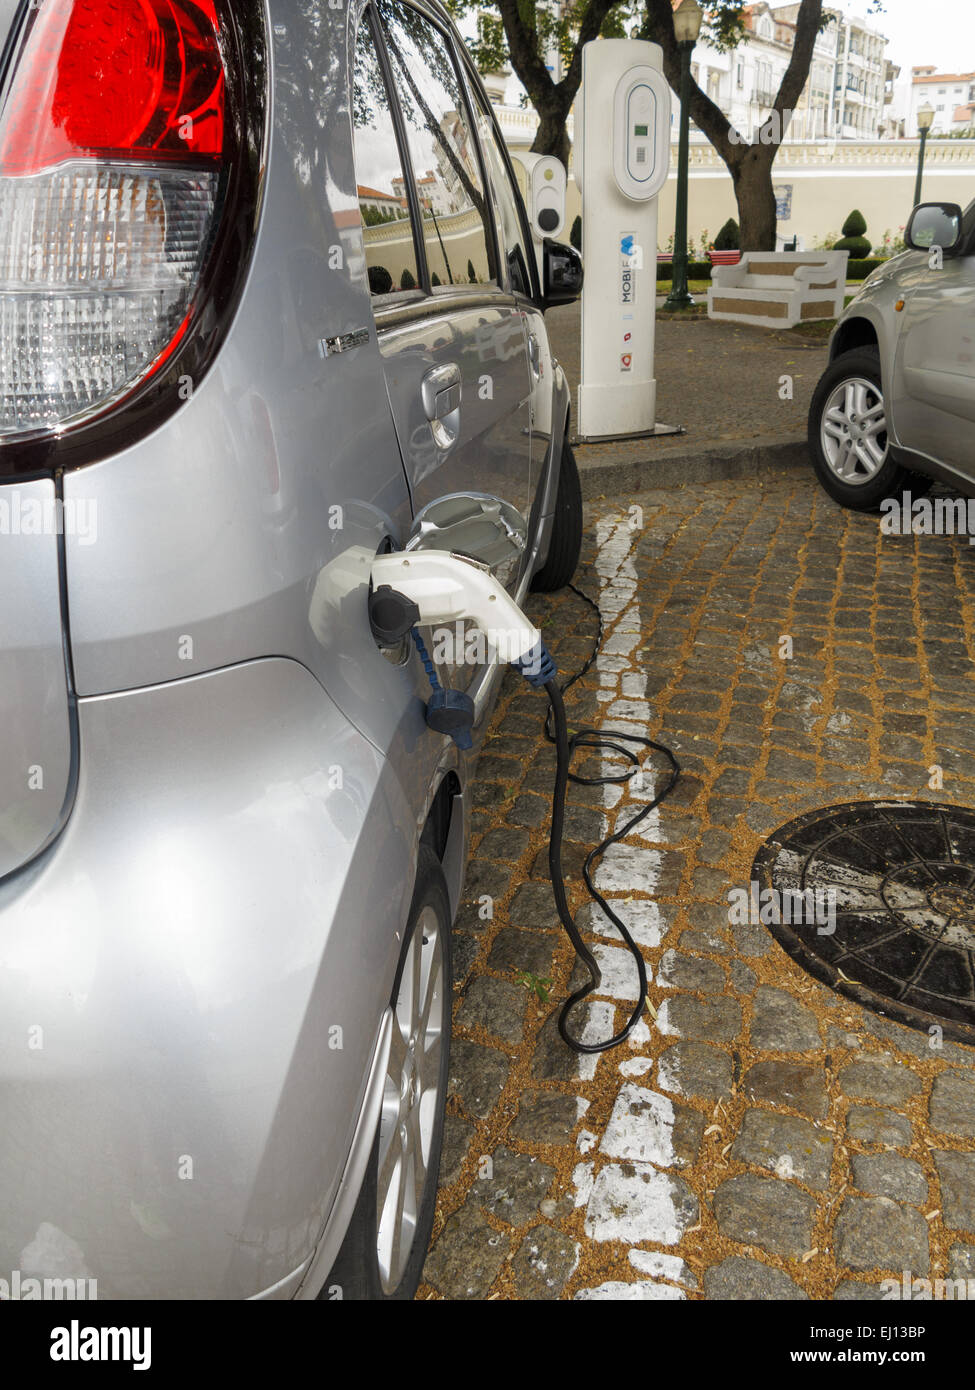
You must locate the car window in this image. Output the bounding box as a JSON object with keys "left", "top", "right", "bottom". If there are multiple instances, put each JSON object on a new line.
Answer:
{"left": 468, "top": 80, "right": 534, "bottom": 298}
{"left": 351, "top": 17, "right": 420, "bottom": 296}
{"left": 376, "top": 0, "right": 494, "bottom": 289}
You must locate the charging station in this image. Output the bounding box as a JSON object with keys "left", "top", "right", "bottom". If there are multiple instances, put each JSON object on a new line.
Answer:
{"left": 577, "top": 39, "right": 674, "bottom": 442}
{"left": 510, "top": 151, "right": 567, "bottom": 283}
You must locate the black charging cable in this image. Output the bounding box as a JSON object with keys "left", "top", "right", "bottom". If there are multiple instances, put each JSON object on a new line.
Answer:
{"left": 522, "top": 583, "right": 681, "bottom": 1054}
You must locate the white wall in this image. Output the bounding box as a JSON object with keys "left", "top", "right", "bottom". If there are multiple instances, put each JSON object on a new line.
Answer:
{"left": 559, "top": 141, "right": 975, "bottom": 256}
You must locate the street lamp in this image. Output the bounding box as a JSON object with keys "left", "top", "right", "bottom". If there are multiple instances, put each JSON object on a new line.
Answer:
{"left": 914, "top": 102, "right": 934, "bottom": 207}
{"left": 664, "top": 0, "right": 703, "bottom": 311}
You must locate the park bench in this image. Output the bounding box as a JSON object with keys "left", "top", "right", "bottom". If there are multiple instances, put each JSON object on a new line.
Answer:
{"left": 707, "top": 250, "right": 849, "bottom": 329}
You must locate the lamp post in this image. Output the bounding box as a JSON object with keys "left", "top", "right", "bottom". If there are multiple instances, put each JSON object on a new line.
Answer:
{"left": 914, "top": 102, "right": 934, "bottom": 207}
{"left": 664, "top": 0, "right": 703, "bottom": 311}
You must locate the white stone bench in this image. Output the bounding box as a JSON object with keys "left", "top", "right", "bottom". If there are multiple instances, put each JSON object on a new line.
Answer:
{"left": 707, "top": 251, "right": 849, "bottom": 329}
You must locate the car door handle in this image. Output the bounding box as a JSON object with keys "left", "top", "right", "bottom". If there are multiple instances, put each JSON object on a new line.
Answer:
{"left": 421, "top": 363, "right": 462, "bottom": 422}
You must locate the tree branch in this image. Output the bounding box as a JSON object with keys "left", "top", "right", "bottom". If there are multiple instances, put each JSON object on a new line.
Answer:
{"left": 643, "top": 0, "right": 738, "bottom": 165}
{"left": 496, "top": 0, "right": 554, "bottom": 107}
{"left": 770, "top": 0, "right": 823, "bottom": 127}
{"left": 563, "top": 0, "right": 624, "bottom": 94}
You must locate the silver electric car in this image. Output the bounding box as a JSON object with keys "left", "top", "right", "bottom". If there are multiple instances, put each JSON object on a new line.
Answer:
{"left": 808, "top": 198, "right": 975, "bottom": 509}
{"left": 0, "top": 0, "right": 582, "bottom": 1300}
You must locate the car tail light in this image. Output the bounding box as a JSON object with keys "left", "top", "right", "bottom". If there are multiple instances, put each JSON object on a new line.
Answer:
{"left": 0, "top": 0, "right": 259, "bottom": 452}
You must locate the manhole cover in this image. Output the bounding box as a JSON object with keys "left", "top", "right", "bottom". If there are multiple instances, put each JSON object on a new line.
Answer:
{"left": 752, "top": 801, "right": 975, "bottom": 1046}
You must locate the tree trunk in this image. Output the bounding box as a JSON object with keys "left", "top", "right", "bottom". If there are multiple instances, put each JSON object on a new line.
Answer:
{"left": 642, "top": 0, "right": 822, "bottom": 255}
{"left": 531, "top": 103, "right": 571, "bottom": 166}
{"left": 731, "top": 147, "right": 778, "bottom": 251}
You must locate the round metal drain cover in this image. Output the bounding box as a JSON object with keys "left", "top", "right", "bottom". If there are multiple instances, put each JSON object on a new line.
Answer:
{"left": 752, "top": 801, "right": 975, "bottom": 1045}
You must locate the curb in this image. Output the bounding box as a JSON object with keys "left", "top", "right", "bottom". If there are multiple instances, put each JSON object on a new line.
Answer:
{"left": 574, "top": 433, "right": 810, "bottom": 499}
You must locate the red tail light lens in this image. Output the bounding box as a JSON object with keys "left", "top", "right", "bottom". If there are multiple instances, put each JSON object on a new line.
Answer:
{"left": 0, "top": 0, "right": 255, "bottom": 448}
{"left": 0, "top": 0, "right": 226, "bottom": 174}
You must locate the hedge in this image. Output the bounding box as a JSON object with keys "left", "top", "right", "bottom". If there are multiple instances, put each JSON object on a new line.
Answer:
{"left": 655, "top": 257, "right": 888, "bottom": 283}
{"left": 846, "top": 258, "right": 887, "bottom": 280}
{"left": 655, "top": 260, "right": 713, "bottom": 280}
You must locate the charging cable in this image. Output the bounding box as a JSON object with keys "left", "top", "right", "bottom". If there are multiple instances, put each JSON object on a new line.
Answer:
{"left": 369, "top": 551, "right": 680, "bottom": 1054}
{"left": 520, "top": 584, "right": 680, "bottom": 1053}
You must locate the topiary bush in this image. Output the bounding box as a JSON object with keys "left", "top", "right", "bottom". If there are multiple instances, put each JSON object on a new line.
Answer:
{"left": 835, "top": 208, "right": 872, "bottom": 257}
{"left": 368, "top": 265, "right": 393, "bottom": 294}
{"left": 712, "top": 218, "right": 740, "bottom": 251}
{"left": 467, "top": 258, "right": 477, "bottom": 283}
{"left": 400, "top": 267, "right": 416, "bottom": 290}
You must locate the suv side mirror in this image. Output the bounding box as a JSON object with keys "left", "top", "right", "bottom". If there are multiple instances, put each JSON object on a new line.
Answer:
{"left": 905, "top": 202, "right": 965, "bottom": 257}
{"left": 542, "top": 238, "right": 583, "bottom": 307}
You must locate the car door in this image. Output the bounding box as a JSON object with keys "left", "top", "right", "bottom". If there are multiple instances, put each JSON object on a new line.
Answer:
{"left": 891, "top": 202, "right": 975, "bottom": 475}
{"left": 359, "top": 0, "right": 533, "bottom": 546}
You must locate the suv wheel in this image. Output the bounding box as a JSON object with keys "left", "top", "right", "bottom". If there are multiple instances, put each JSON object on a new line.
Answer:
{"left": 808, "top": 345, "right": 930, "bottom": 510}
{"left": 532, "top": 436, "right": 582, "bottom": 591}
{"left": 323, "top": 845, "right": 451, "bottom": 1300}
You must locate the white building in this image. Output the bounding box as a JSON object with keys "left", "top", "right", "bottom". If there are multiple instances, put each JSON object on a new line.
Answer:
{"left": 356, "top": 184, "right": 404, "bottom": 219}
{"left": 644, "top": 3, "right": 888, "bottom": 146}
{"left": 907, "top": 66, "right": 975, "bottom": 135}
{"left": 831, "top": 11, "right": 889, "bottom": 139}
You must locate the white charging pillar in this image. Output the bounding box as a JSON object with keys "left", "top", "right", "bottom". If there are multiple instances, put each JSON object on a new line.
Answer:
{"left": 510, "top": 151, "right": 567, "bottom": 283}
{"left": 577, "top": 39, "right": 671, "bottom": 442}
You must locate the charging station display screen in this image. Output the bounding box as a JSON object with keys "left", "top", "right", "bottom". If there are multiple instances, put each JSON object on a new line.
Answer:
{"left": 634, "top": 124, "right": 648, "bottom": 136}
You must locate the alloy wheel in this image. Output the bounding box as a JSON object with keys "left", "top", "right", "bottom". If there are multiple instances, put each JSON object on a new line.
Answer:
{"left": 375, "top": 905, "right": 445, "bottom": 1294}
{"left": 820, "top": 376, "right": 888, "bottom": 484}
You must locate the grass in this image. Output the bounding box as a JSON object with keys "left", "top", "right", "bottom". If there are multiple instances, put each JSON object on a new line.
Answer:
{"left": 655, "top": 279, "right": 711, "bottom": 294}
{"left": 786, "top": 319, "right": 835, "bottom": 338}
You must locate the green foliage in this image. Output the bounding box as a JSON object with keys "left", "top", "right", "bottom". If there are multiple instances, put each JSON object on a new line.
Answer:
{"left": 368, "top": 265, "right": 393, "bottom": 295}
{"left": 713, "top": 217, "right": 740, "bottom": 250}
{"left": 467, "top": 258, "right": 477, "bottom": 283}
{"left": 448, "top": 0, "right": 752, "bottom": 88}
{"left": 570, "top": 214, "right": 582, "bottom": 251}
{"left": 841, "top": 208, "right": 867, "bottom": 238}
{"left": 400, "top": 267, "right": 417, "bottom": 290}
{"left": 432, "top": 272, "right": 442, "bottom": 286}
{"left": 835, "top": 234, "right": 872, "bottom": 256}
{"left": 360, "top": 203, "right": 402, "bottom": 226}
{"left": 514, "top": 970, "right": 554, "bottom": 1004}
{"left": 846, "top": 258, "right": 887, "bottom": 280}
{"left": 837, "top": 212, "right": 872, "bottom": 256}
{"left": 656, "top": 260, "right": 713, "bottom": 280}
{"left": 877, "top": 227, "right": 906, "bottom": 257}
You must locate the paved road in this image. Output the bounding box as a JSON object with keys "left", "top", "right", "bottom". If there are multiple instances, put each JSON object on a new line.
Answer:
{"left": 421, "top": 469, "right": 975, "bottom": 1300}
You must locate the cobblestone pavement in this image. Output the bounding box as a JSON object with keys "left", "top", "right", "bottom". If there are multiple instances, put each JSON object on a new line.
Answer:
{"left": 419, "top": 469, "right": 975, "bottom": 1301}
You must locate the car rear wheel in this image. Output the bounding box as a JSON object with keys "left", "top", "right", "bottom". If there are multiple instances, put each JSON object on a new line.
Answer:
{"left": 323, "top": 845, "right": 451, "bottom": 1300}
{"left": 531, "top": 435, "right": 582, "bottom": 591}
{"left": 807, "top": 346, "right": 931, "bottom": 510}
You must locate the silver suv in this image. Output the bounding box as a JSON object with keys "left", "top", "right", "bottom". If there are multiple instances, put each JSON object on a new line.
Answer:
{"left": 0, "top": 0, "right": 582, "bottom": 1300}
{"left": 808, "top": 198, "right": 975, "bottom": 509}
